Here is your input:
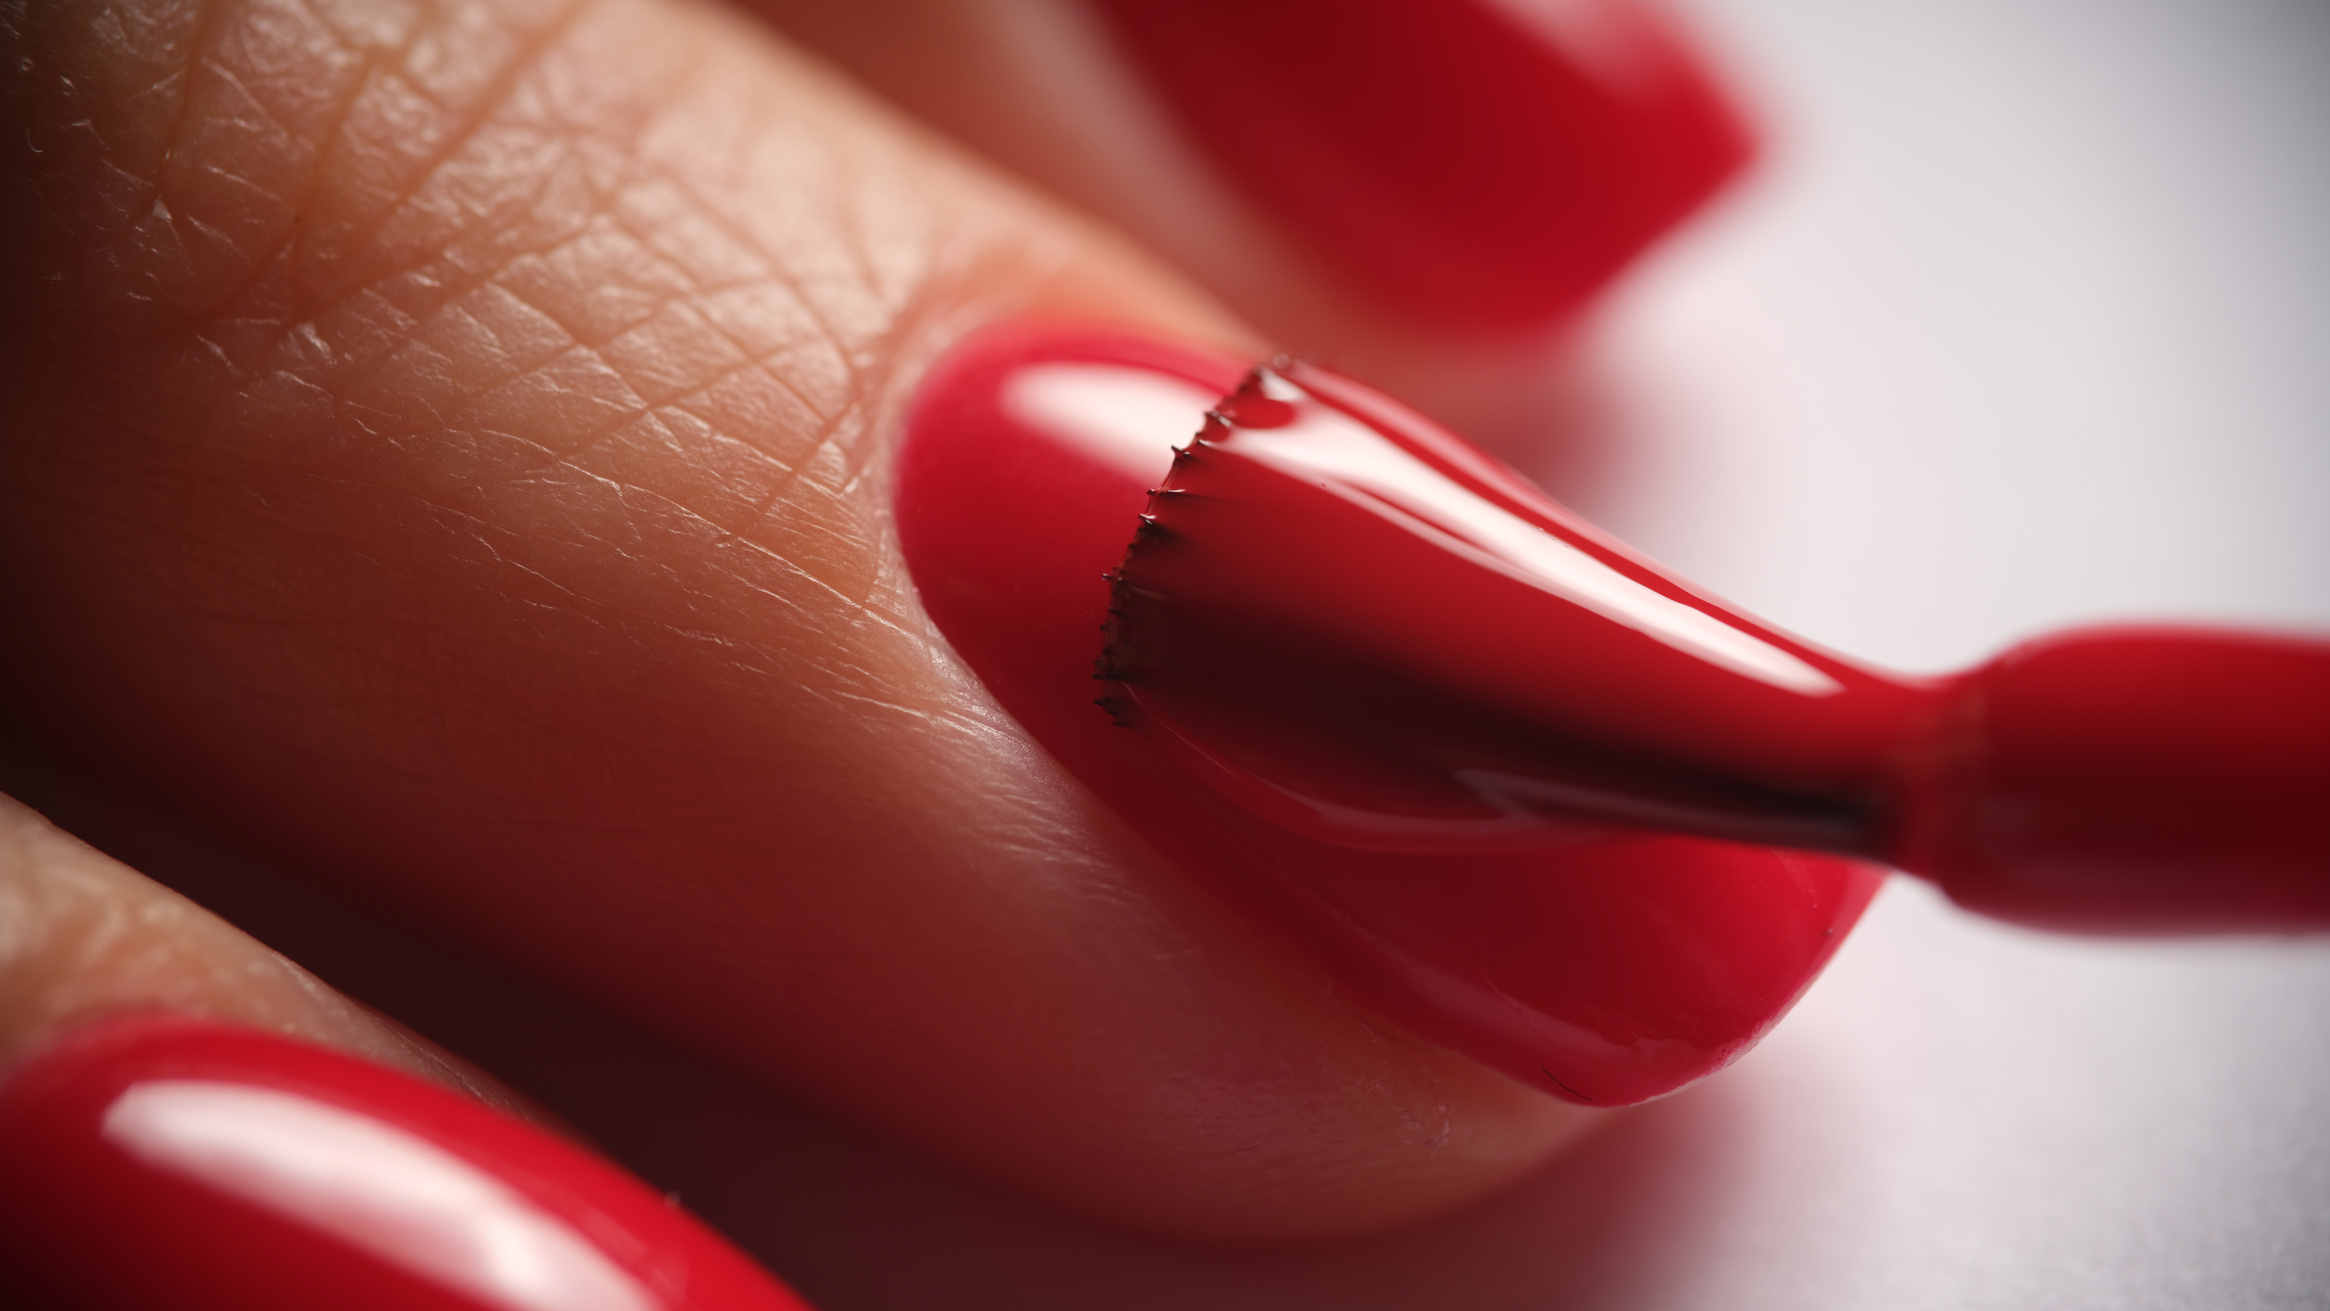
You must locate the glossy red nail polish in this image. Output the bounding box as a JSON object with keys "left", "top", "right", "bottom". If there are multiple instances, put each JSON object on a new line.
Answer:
{"left": 1082, "top": 0, "right": 1752, "bottom": 330}
{"left": 895, "top": 323, "right": 1879, "bottom": 1106}
{"left": 1102, "top": 364, "right": 2330, "bottom": 934}
{"left": 0, "top": 1014, "right": 814, "bottom": 1311}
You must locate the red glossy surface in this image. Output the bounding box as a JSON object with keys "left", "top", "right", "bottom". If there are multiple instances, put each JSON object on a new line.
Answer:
{"left": 1107, "top": 362, "right": 1943, "bottom": 857}
{"left": 1105, "top": 365, "right": 2330, "bottom": 934}
{"left": 1084, "top": 0, "right": 1752, "bottom": 330}
{"left": 1905, "top": 628, "right": 2330, "bottom": 932}
{"left": 0, "top": 1015, "right": 814, "bottom": 1311}
{"left": 895, "top": 323, "right": 1880, "bottom": 1106}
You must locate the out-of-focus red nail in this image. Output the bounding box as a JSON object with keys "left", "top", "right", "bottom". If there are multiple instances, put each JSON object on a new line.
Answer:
{"left": 1081, "top": 0, "right": 1753, "bottom": 331}
{"left": 895, "top": 322, "right": 1878, "bottom": 1107}
{"left": 0, "top": 1014, "right": 813, "bottom": 1311}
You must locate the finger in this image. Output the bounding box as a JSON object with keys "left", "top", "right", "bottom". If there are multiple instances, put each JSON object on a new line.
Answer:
{"left": 0, "top": 0, "right": 1589, "bottom": 1240}
{"left": 748, "top": 0, "right": 1751, "bottom": 429}
{"left": 0, "top": 791, "right": 812, "bottom": 1309}
{"left": 0, "top": 792, "right": 494, "bottom": 1098}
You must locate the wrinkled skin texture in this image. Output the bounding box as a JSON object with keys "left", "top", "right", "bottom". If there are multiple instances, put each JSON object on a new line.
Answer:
{"left": 0, "top": 0, "right": 1592, "bottom": 1240}
{"left": 0, "top": 795, "right": 479, "bottom": 1092}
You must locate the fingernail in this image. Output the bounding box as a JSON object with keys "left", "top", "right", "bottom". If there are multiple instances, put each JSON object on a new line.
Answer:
{"left": 1081, "top": 0, "right": 1753, "bottom": 330}
{"left": 894, "top": 322, "right": 1879, "bottom": 1106}
{"left": 0, "top": 1014, "right": 813, "bottom": 1311}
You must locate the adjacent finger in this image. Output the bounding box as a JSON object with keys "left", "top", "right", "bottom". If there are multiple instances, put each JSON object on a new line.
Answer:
{"left": 0, "top": 792, "right": 813, "bottom": 1309}
{"left": 0, "top": 792, "right": 485, "bottom": 1093}
{"left": 749, "top": 0, "right": 1751, "bottom": 428}
{"left": 0, "top": 0, "right": 1589, "bottom": 1239}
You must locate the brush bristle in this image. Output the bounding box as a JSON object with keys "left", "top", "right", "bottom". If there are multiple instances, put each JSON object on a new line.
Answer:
{"left": 1093, "top": 368, "right": 1269, "bottom": 713}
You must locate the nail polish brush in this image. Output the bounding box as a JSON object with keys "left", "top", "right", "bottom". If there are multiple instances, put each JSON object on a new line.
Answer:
{"left": 1097, "top": 362, "right": 2330, "bottom": 933}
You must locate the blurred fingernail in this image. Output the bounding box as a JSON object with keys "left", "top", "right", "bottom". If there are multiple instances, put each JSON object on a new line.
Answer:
{"left": 0, "top": 1014, "right": 814, "bottom": 1311}
{"left": 1082, "top": 0, "right": 1752, "bottom": 331}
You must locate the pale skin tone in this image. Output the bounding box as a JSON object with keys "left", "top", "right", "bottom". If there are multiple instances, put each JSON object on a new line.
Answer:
{"left": 0, "top": 0, "right": 1601, "bottom": 1257}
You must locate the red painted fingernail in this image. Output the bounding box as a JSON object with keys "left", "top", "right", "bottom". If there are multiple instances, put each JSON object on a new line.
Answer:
{"left": 1082, "top": 0, "right": 1753, "bottom": 330}
{"left": 895, "top": 322, "right": 1878, "bottom": 1107}
{"left": 0, "top": 1014, "right": 814, "bottom": 1311}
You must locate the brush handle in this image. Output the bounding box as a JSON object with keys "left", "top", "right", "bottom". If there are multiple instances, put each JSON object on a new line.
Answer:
{"left": 1898, "top": 628, "right": 2330, "bottom": 931}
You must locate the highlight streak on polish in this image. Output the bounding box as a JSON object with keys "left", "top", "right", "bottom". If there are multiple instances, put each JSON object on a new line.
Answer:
{"left": 104, "top": 1081, "right": 657, "bottom": 1311}
{"left": 1234, "top": 368, "right": 1841, "bottom": 696}
{"left": 1003, "top": 364, "right": 1217, "bottom": 482}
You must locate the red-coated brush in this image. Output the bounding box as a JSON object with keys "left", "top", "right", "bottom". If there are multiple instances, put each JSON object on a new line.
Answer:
{"left": 1099, "top": 361, "right": 2330, "bottom": 933}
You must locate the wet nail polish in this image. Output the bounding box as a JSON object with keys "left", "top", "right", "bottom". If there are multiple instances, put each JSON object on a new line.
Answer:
{"left": 894, "top": 322, "right": 1879, "bottom": 1106}
{"left": 0, "top": 1014, "right": 813, "bottom": 1311}
{"left": 1082, "top": 0, "right": 1752, "bottom": 330}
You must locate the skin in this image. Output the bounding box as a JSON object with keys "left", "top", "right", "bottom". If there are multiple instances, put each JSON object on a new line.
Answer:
{"left": 0, "top": 793, "right": 500, "bottom": 1100}
{"left": 0, "top": 0, "right": 1593, "bottom": 1244}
